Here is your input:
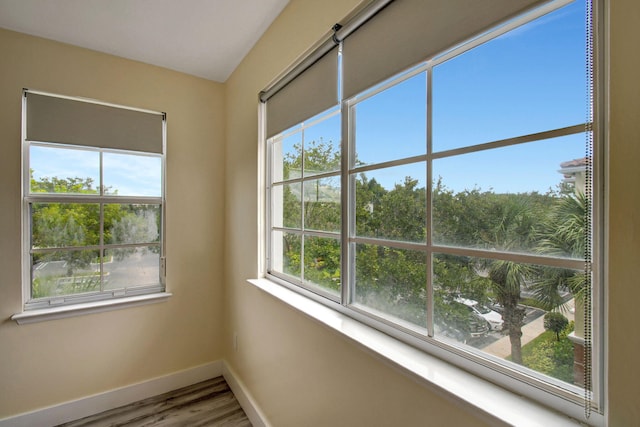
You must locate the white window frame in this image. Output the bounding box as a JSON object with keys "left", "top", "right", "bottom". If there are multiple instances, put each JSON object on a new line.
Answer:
{"left": 261, "top": 0, "right": 604, "bottom": 423}
{"left": 19, "top": 90, "right": 168, "bottom": 313}
{"left": 266, "top": 106, "right": 343, "bottom": 302}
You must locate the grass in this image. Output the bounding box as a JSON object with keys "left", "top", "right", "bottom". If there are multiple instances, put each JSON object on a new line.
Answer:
{"left": 519, "top": 322, "right": 575, "bottom": 383}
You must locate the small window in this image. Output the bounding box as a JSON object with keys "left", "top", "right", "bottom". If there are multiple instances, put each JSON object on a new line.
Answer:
{"left": 23, "top": 91, "right": 166, "bottom": 309}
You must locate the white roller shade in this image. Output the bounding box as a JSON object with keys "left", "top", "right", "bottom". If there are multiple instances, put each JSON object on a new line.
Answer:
{"left": 342, "top": 0, "right": 549, "bottom": 99}
{"left": 266, "top": 46, "right": 339, "bottom": 138}
{"left": 26, "top": 92, "right": 164, "bottom": 154}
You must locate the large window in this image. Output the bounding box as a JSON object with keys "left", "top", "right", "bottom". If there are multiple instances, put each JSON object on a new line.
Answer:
{"left": 264, "top": 0, "right": 601, "bottom": 422}
{"left": 22, "top": 91, "right": 166, "bottom": 310}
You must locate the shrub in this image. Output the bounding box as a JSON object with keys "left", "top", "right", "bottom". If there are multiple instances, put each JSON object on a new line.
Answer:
{"left": 544, "top": 311, "right": 569, "bottom": 341}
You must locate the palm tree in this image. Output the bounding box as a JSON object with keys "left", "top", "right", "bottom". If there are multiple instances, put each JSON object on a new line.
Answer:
{"left": 484, "top": 196, "right": 537, "bottom": 365}
{"left": 532, "top": 192, "right": 587, "bottom": 310}
{"left": 489, "top": 260, "right": 532, "bottom": 364}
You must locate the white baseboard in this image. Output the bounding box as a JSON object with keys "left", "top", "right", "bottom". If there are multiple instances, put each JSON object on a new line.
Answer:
{"left": 223, "top": 361, "right": 271, "bottom": 427}
{"left": 0, "top": 361, "right": 223, "bottom": 427}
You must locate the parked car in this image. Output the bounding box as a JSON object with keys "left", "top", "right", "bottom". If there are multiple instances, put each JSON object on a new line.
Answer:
{"left": 455, "top": 297, "right": 504, "bottom": 331}
{"left": 435, "top": 300, "right": 490, "bottom": 343}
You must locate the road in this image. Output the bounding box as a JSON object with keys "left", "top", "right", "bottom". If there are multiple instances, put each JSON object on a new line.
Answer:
{"left": 33, "top": 249, "right": 160, "bottom": 293}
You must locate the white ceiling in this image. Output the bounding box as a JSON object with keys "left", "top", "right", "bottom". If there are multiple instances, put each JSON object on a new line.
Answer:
{"left": 0, "top": 0, "right": 289, "bottom": 82}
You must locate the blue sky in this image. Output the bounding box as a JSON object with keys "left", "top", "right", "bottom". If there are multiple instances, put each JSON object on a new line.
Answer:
{"left": 30, "top": 145, "right": 161, "bottom": 197}
{"left": 289, "top": 0, "right": 587, "bottom": 194}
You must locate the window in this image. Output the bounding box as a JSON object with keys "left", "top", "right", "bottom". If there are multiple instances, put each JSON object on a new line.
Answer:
{"left": 264, "top": 0, "right": 602, "bottom": 422}
{"left": 22, "top": 91, "right": 166, "bottom": 310}
{"left": 269, "top": 107, "right": 342, "bottom": 298}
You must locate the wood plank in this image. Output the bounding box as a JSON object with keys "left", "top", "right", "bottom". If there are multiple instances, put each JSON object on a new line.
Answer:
{"left": 56, "top": 377, "right": 251, "bottom": 427}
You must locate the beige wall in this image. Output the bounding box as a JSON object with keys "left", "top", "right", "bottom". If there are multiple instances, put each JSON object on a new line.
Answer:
{"left": 222, "top": 1, "right": 489, "bottom": 426}
{"left": 224, "top": 0, "right": 640, "bottom": 426}
{"left": 607, "top": 0, "right": 640, "bottom": 424}
{"left": 0, "top": 29, "right": 225, "bottom": 417}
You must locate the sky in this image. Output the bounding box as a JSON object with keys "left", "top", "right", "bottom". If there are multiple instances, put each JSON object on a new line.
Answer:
{"left": 30, "top": 145, "right": 161, "bottom": 197}
{"left": 279, "top": 0, "right": 588, "bottom": 194}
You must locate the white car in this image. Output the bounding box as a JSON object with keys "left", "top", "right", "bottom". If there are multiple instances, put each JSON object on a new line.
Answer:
{"left": 455, "top": 298, "right": 504, "bottom": 331}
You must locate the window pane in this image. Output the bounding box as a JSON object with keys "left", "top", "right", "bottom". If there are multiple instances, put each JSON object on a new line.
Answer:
{"left": 432, "top": 136, "right": 586, "bottom": 256}
{"left": 303, "top": 112, "right": 341, "bottom": 177}
{"left": 104, "top": 247, "right": 160, "bottom": 289}
{"left": 353, "top": 72, "right": 426, "bottom": 167}
{"left": 433, "top": 253, "right": 582, "bottom": 385}
{"left": 272, "top": 131, "right": 302, "bottom": 182}
{"left": 32, "top": 250, "right": 101, "bottom": 298}
{"left": 432, "top": 2, "right": 586, "bottom": 151}
{"left": 355, "top": 163, "right": 426, "bottom": 243}
{"left": 303, "top": 236, "right": 340, "bottom": 295}
{"left": 105, "top": 204, "right": 161, "bottom": 245}
{"left": 354, "top": 243, "right": 427, "bottom": 328}
{"left": 31, "top": 203, "right": 100, "bottom": 248}
{"left": 304, "top": 177, "right": 340, "bottom": 232}
{"left": 271, "top": 230, "right": 301, "bottom": 280}
{"left": 103, "top": 152, "right": 161, "bottom": 197}
{"left": 30, "top": 145, "right": 99, "bottom": 194}
{"left": 272, "top": 183, "right": 301, "bottom": 229}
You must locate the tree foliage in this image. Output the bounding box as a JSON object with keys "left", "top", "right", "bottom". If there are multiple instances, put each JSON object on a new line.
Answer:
{"left": 277, "top": 138, "right": 585, "bottom": 366}
{"left": 30, "top": 173, "right": 160, "bottom": 298}
{"left": 544, "top": 311, "right": 570, "bottom": 341}
{"left": 532, "top": 192, "right": 587, "bottom": 310}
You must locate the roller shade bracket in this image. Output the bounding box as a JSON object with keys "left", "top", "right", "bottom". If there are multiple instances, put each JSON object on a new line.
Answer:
{"left": 259, "top": 0, "right": 394, "bottom": 103}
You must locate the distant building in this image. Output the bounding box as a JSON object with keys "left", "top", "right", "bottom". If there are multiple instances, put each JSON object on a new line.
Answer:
{"left": 558, "top": 157, "right": 587, "bottom": 193}
{"left": 558, "top": 156, "right": 588, "bottom": 388}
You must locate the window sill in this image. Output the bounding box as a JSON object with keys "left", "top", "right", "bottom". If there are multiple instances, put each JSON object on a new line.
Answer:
{"left": 248, "top": 278, "right": 594, "bottom": 427}
{"left": 11, "top": 292, "right": 172, "bottom": 325}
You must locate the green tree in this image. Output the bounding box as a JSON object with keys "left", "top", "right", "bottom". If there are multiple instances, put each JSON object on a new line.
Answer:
{"left": 278, "top": 137, "right": 586, "bottom": 367}
{"left": 353, "top": 175, "right": 429, "bottom": 325}
{"left": 30, "top": 173, "right": 99, "bottom": 195}
{"left": 532, "top": 192, "right": 587, "bottom": 309}
{"left": 29, "top": 174, "right": 139, "bottom": 297}
{"left": 280, "top": 138, "right": 341, "bottom": 293}
{"left": 485, "top": 197, "right": 539, "bottom": 364}
{"left": 544, "top": 311, "right": 569, "bottom": 341}
{"left": 31, "top": 173, "right": 101, "bottom": 278}
{"left": 355, "top": 174, "right": 385, "bottom": 237}
{"left": 377, "top": 177, "right": 426, "bottom": 242}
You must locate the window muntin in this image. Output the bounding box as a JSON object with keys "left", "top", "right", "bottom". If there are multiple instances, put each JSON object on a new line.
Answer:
{"left": 268, "top": 107, "right": 342, "bottom": 296}
{"left": 265, "top": 0, "right": 599, "bottom": 416}
{"left": 24, "top": 94, "right": 165, "bottom": 308}
{"left": 431, "top": 0, "right": 587, "bottom": 152}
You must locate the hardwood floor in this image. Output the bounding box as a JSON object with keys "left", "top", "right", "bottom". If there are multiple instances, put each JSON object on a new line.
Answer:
{"left": 56, "top": 376, "right": 252, "bottom": 427}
